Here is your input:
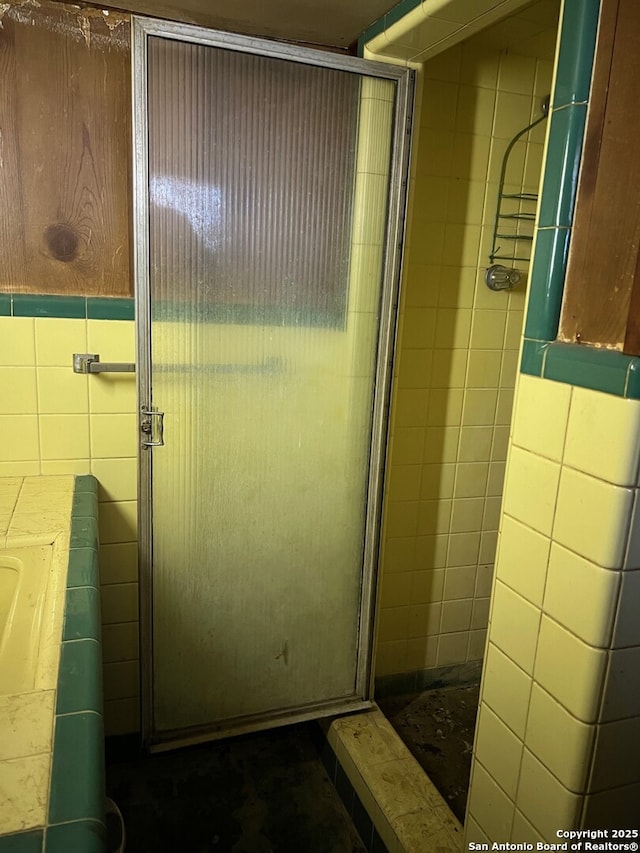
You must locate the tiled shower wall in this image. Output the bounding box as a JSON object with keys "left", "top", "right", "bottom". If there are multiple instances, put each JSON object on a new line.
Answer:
{"left": 375, "top": 17, "right": 558, "bottom": 680}
{"left": 0, "top": 314, "right": 139, "bottom": 735}
{"left": 466, "top": 374, "right": 640, "bottom": 837}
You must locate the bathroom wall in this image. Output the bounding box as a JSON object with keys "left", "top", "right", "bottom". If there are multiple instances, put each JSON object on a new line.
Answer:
{"left": 375, "top": 6, "right": 559, "bottom": 682}
{"left": 363, "top": 0, "right": 640, "bottom": 836}
{"left": 466, "top": 373, "right": 640, "bottom": 838}
{"left": 0, "top": 299, "right": 384, "bottom": 736}
{"left": 464, "top": 0, "right": 640, "bottom": 835}
{"left": 0, "top": 2, "right": 141, "bottom": 737}
{"left": 0, "top": 3, "right": 131, "bottom": 298}
{"left": 0, "top": 308, "right": 139, "bottom": 735}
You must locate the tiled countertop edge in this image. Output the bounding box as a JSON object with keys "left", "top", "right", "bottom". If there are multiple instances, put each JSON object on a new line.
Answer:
{"left": 0, "top": 475, "right": 106, "bottom": 853}
{"left": 46, "top": 475, "right": 106, "bottom": 853}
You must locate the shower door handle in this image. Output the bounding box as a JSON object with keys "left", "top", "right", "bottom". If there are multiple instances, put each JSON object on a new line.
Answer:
{"left": 141, "top": 408, "right": 164, "bottom": 447}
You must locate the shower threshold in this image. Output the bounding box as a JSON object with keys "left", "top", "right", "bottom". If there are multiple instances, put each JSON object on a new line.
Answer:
{"left": 377, "top": 684, "right": 480, "bottom": 824}
{"left": 320, "top": 706, "right": 463, "bottom": 853}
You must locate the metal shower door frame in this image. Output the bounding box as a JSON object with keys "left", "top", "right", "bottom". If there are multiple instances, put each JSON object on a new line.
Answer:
{"left": 132, "top": 15, "right": 414, "bottom": 750}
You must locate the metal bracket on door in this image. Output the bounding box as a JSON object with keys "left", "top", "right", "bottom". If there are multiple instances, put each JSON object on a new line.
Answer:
{"left": 141, "top": 408, "right": 165, "bottom": 447}
{"left": 73, "top": 353, "right": 136, "bottom": 374}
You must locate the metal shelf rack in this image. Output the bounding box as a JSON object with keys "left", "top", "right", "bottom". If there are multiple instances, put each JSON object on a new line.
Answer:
{"left": 488, "top": 96, "right": 550, "bottom": 266}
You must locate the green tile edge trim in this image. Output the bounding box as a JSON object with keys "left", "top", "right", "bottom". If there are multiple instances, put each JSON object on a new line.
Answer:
{"left": 357, "top": 0, "right": 421, "bottom": 57}
{"left": 357, "top": 0, "right": 624, "bottom": 400}
{"left": 48, "top": 474, "right": 106, "bottom": 849}
{"left": 518, "top": 2, "right": 631, "bottom": 396}
{"left": 521, "top": 339, "right": 640, "bottom": 400}
{"left": 0, "top": 475, "right": 105, "bottom": 850}
{"left": 48, "top": 713, "right": 105, "bottom": 824}
{"left": 320, "top": 736, "right": 388, "bottom": 852}
{"left": 87, "top": 297, "right": 135, "bottom": 321}
{"left": 1, "top": 294, "right": 134, "bottom": 321}
{"left": 0, "top": 830, "right": 43, "bottom": 853}
{"left": 536, "top": 342, "right": 640, "bottom": 400}
{"left": 521, "top": 339, "right": 550, "bottom": 378}
{"left": 13, "top": 294, "right": 87, "bottom": 319}
{"left": 45, "top": 820, "right": 106, "bottom": 853}
{"left": 374, "top": 661, "right": 482, "bottom": 699}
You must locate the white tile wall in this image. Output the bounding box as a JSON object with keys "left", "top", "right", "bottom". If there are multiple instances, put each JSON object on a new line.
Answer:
{"left": 468, "top": 372, "right": 640, "bottom": 839}
{"left": 534, "top": 615, "right": 607, "bottom": 722}
{"left": 482, "top": 642, "right": 532, "bottom": 739}
{"left": 543, "top": 544, "right": 619, "bottom": 646}
{"left": 474, "top": 703, "right": 524, "bottom": 798}
{"left": 496, "top": 515, "right": 550, "bottom": 606}
{"left": 516, "top": 750, "right": 582, "bottom": 841}
{"left": 564, "top": 387, "right": 640, "bottom": 485}
{"left": 524, "top": 684, "right": 594, "bottom": 791}
{"left": 553, "top": 467, "right": 633, "bottom": 568}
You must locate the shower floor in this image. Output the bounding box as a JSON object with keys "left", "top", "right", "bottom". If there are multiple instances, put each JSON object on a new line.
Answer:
{"left": 106, "top": 722, "right": 367, "bottom": 853}
{"left": 377, "top": 684, "right": 480, "bottom": 824}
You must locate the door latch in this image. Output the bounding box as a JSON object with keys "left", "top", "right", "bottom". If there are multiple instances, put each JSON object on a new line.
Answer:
{"left": 140, "top": 408, "right": 164, "bottom": 447}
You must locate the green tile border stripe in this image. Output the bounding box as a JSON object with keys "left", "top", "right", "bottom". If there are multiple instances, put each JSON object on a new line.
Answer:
{"left": 374, "top": 661, "right": 482, "bottom": 699}
{"left": 515, "top": 0, "right": 640, "bottom": 399}
{"left": 521, "top": 0, "right": 600, "bottom": 352}
{"left": 357, "top": 0, "right": 633, "bottom": 401}
{"left": 521, "top": 342, "right": 640, "bottom": 401}
{"left": 87, "top": 298, "right": 135, "bottom": 321}
{"left": 357, "top": 0, "right": 421, "bottom": 57}
{"left": 12, "top": 294, "right": 87, "bottom": 319}
{"left": 1, "top": 294, "right": 134, "bottom": 321}
{"left": 2, "top": 293, "right": 345, "bottom": 327}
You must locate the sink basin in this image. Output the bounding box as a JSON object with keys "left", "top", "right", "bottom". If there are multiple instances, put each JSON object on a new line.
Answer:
{"left": 0, "top": 545, "right": 53, "bottom": 695}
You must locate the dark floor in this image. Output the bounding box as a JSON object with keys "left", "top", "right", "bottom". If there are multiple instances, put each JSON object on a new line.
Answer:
{"left": 106, "top": 723, "right": 367, "bottom": 853}
{"left": 377, "top": 684, "right": 480, "bottom": 824}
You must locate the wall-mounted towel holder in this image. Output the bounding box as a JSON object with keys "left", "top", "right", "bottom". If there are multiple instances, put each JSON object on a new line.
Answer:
{"left": 73, "top": 353, "right": 136, "bottom": 374}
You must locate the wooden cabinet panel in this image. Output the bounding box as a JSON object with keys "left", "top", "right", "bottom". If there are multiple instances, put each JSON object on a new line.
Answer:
{"left": 0, "top": 14, "right": 27, "bottom": 284}
{"left": 0, "top": 3, "right": 132, "bottom": 296}
{"left": 559, "top": 0, "right": 640, "bottom": 353}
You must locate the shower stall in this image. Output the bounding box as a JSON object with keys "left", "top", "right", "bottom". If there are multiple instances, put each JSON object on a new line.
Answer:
{"left": 368, "top": 0, "right": 561, "bottom": 818}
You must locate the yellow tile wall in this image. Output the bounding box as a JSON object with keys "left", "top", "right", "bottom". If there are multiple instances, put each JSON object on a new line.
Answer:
{"left": 376, "top": 19, "right": 557, "bottom": 680}
{"left": 0, "top": 315, "right": 139, "bottom": 736}
{"left": 466, "top": 374, "right": 640, "bottom": 839}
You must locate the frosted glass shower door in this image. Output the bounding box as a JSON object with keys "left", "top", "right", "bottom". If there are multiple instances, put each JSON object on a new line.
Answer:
{"left": 133, "top": 18, "right": 412, "bottom": 747}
